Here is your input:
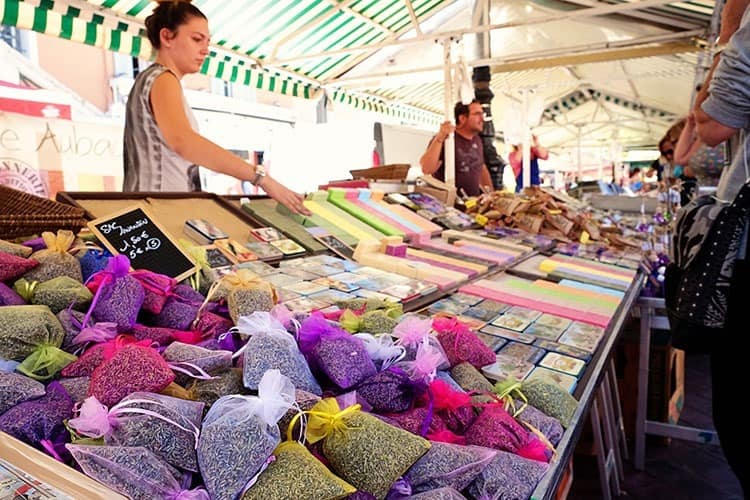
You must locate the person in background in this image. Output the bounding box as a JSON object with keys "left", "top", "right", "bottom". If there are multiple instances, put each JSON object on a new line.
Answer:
{"left": 419, "top": 100, "right": 494, "bottom": 197}
{"left": 123, "top": 0, "right": 309, "bottom": 215}
{"left": 646, "top": 137, "right": 674, "bottom": 183}
{"left": 508, "top": 135, "right": 549, "bottom": 193}
{"left": 627, "top": 167, "right": 644, "bottom": 193}
{"left": 692, "top": 0, "right": 750, "bottom": 494}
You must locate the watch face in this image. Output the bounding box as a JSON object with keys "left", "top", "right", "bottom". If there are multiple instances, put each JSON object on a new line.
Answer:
{"left": 252, "top": 165, "right": 266, "bottom": 185}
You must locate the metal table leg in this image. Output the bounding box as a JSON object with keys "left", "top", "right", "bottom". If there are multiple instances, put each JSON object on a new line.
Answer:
{"left": 634, "top": 302, "right": 651, "bottom": 471}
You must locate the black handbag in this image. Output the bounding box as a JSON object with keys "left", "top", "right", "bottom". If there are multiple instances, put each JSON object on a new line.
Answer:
{"left": 665, "top": 181, "right": 750, "bottom": 353}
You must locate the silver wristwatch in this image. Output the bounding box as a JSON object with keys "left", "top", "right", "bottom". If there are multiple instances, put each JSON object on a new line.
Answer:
{"left": 251, "top": 165, "right": 266, "bottom": 186}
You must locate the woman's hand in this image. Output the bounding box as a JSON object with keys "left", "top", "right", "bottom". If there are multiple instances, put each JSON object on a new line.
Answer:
{"left": 260, "top": 176, "right": 311, "bottom": 215}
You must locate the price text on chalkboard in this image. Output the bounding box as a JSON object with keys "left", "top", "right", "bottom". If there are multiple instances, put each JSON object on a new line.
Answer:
{"left": 88, "top": 204, "right": 197, "bottom": 281}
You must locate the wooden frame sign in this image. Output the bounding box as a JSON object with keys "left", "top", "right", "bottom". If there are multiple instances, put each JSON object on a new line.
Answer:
{"left": 88, "top": 204, "right": 198, "bottom": 282}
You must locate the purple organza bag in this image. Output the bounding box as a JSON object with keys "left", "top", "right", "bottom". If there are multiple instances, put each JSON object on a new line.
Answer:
{"left": 0, "top": 371, "right": 46, "bottom": 414}
{"left": 298, "top": 313, "right": 376, "bottom": 390}
{"left": 398, "top": 337, "right": 448, "bottom": 386}
{"left": 89, "top": 344, "right": 175, "bottom": 406}
{"left": 69, "top": 392, "right": 204, "bottom": 472}
{"left": 404, "top": 487, "right": 466, "bottom": 499}
{"left": 67, "top": 445, "right": 208, "bottom": 500}
{"left": 0, "top": 282, "right": 26, "bottom": 306}
{"left": 129, "top": 270, "right": 177, "bottom": 315}
{"left": 464, "top": 405, "right": 548, "bottom": 463}
{"left": 433, "top": 317, "right": 496, "bottom": 369}
{"left": 198, "top": 370, "right": 294, "bottom": 500}
{"left": 384, "top": 406, "right": 448, "bottom": 437}
{"left": 356, "top": 366, "right": 424, "bottom": 413}
{"left": 235, "top": 312, "right": 322, "bottom": 395}
{"left": 148, "top": 284, "right": 205, "bottom": 331}
{"left": 466, "top": 449, "right": 548, "bottom": 500}
{"left": 464, "top": 405, "right": 528, "bottom": 453}
{"left": 514, "top": 400, "right": 564, "bottom": 447}
{"left": 0, "top": 250, "right": 39, "bottom": 282}
{"left": 131, "top": 324, "right": 201, "bottom": 347}
{"left": 0, "top": 381, "right": 72, "bottom": 450}
{"left": 85, "top": 255, "right": 145, "bottom": 331}
{"left": 57, "top": 309, "right": 92, "bottom": 352}
{"left": 193, "top": 310, "right": 233, "bottom": 341}
{"left": 429, "top": 379, "right": 477, "bottom": 435}
{"left": 58, "top": 376, "right": 90, "bottom": 404}
{"left": 401, "top": 442, "right": 498, "bottom": 494}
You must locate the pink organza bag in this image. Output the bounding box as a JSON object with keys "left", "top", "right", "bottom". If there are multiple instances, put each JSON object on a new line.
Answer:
{"left": 432, "top": 317, "right": 496, "bottom": 368}
{"left": 89, "top": 344, "right": 175, "bottom": 406}
{"left": 68, "top": 392, "right": 204, "bottom": 472}
{"left": 392, "top": 315, "right": 450, "bottom": 370}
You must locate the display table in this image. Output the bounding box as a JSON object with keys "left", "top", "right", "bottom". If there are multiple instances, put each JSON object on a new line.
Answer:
{"left": 632, "top": 297, "right": 719, "bottom": 472}
{"left": 530, "top": 272, "right": 643, "bottom": 499}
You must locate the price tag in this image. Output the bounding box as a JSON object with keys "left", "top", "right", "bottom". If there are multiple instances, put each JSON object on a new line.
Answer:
{"left": 579, "top": 231, "right": 590, "bottom": 244}
{"left": 465, "top": 199, "right": 477, "bottom": 209}
{"left": 475, "top": 214, "right": 488, "bottom": 226}
{"left": 89, "top": 204, "right": 198, "bottom": 281}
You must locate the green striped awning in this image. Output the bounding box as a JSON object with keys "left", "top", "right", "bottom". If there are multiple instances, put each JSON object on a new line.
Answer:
{"left": 0, "top": 0, "right": 453, "bottom": 121}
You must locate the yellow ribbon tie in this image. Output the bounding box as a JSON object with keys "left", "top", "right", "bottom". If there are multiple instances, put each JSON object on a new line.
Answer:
{"left": 179, "top": 239, "right": 208, "bottom": 291}
{"left": 41, "top": 230, "right": 76, "bottom": 255}
{"left": 288, "top": 398, "right": 361, "bottom": 444}
{"left": 494, "top": 381, "right": 528, "bottom": 418}
{"left": 14, "top": 278, "right": 39, "bottom": 303}
{"left": 339, "top": 309, "right": 362, "bottom": 333}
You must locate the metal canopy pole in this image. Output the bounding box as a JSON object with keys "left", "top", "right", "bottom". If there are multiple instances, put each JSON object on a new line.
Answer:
{"left": 443, "top": 38, "right": 455, "bottom": 187}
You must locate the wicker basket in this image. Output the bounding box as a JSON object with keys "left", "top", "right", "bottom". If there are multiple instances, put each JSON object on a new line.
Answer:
{"left": 349, "top": 163, "right": 410, "bottom": 181}
{"left": 0, "top": 185, "right": 88, "bottom": 240}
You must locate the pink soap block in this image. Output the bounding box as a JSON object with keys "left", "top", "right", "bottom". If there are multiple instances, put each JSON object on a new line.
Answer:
{"left": 385, "top": 244, "right": 408, "bottom": 257}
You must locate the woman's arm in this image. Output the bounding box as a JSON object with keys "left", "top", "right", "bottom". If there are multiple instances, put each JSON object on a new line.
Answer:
{"left": 695, "top": 1, "right": 750, "bottom": 147}
{"left": 674, "top": 114, "right": 704, "bottom": 164}
{"left": 150, "top": 72, "right": 309, "bottom": 214}
{"left": 531, "top": 136, "right": 549, "bottom": 160}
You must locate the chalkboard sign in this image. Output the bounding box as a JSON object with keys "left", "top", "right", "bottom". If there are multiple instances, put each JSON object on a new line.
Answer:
{"left": 88, "top": 204, "right": 198, "bottom": 282}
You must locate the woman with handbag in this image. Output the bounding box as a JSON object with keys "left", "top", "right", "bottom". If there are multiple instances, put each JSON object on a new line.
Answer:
{"left": 693, "top": 1, "right": 750, "bottom": 494}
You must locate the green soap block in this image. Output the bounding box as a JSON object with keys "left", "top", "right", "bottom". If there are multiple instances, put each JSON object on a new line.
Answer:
{"left": 327, "top": 189, "right": 404, "bottom": 237}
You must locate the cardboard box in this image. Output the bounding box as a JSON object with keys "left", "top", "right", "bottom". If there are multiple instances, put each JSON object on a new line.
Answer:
{"left": 0, "top": 432, "right": 126, "bottom": 499}
{"left": 616, "top": 318, "right": 684, "bottom": 442}
{"left": 415, "top": 175, "right": 457, "bottom": 206}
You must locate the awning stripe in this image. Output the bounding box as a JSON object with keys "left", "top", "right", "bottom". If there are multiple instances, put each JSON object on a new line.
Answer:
{"left": 0, "top": 0, "right": 447, "bottom": 127}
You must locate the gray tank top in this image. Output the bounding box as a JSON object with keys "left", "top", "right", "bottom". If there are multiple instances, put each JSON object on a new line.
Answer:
{"left": 122, "top": 64, "right": 200, "bottom": 192}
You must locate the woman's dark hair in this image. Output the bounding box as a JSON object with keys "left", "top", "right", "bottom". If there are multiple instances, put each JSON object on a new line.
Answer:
{"left": 144, "top": 1, "right": 207, "bottom": 49}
